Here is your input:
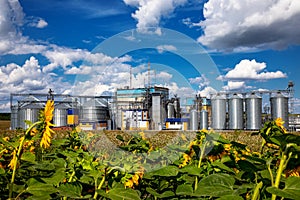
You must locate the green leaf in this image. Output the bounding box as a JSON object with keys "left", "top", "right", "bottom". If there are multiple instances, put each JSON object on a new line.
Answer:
{"left": 42, "top": 168, "right": 66, "bottom": 185}
{"left": 211, "top": 161, "right": 235, "bottom": 174}
{"left": 179, "top": 165, "right": 202, "bottom": 176}
{"left": 150, "top": 165, "right": 179, "bottom": 177}
{"left": 237, "top": 160, "right": 257, "bottom": 173}
{"left": 58, "top": 182, "right": 82, "bottom": 198}
{"left": 52, "top": 157, "right": 66, "bottom": 169}
{"left": 21, "top": 151, "right": 36, "bottom": 162}
{"left": 195, "top": 173, "right": 235, "bottom": 197}
{"left": 176, "top": 184, "right": 193, "bottom": 196}
{"left": 107, "top": 188, "right": 141, "bottom": 200}
{"left": 26, "top": 179, "right": 57, "bottom": 196}
{"left": 217, "top": 195, "right": 244, "bottom": 200}
{"left": 116, "top": 135, "right": 125, "bottom": 142}
{"left": 266, "top": 176, "right": 300, "bottom": 199}
{"left": 146, "top": 187, "right": 160, "bottom": 197}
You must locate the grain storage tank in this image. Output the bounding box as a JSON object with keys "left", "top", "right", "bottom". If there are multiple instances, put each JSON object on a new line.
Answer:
{"left": 211, "top": 94, "right": 226, "bottom": 130}
{"left": 228, "top": 93, "right": 244, "bottom": 130}
{"left": 189, "top": 109, "right": 198, "bottom": 130}
{"left": 19, "top": 96, "right": 44, "bottom": 129}
{"left": 167, "top": 103, "right": 175, "bottom": 118}
{"left": 81, "top": 98, "right": 108, "bottom": 121}
{"left": 200, "top": 110, "right": 208, "bottom": 130}
{"left": 270, "top": 91, "right": 289, "bottom": 128}
{"left": 53, "top": 102, "right": 70, "bottom": 127}
{"left": 10, "top": 105, "right": 19, "bottom": 130}
{"left": 246, "top": 93, "right": 262, "bottom": 130}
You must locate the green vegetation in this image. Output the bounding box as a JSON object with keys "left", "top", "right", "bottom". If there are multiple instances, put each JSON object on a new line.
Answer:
{"left": 0, "top": 118, "right": 299, "bottom": 199}
{"left": 0, "top": 113, "right": 10, "bottom": 120}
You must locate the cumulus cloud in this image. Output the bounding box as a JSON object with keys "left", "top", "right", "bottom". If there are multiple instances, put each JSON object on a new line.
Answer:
{"left": 42, "top": 46, "right": 132, "bottom": 72}
{"left": 197, "top": 86, "right": 217, "bottom": 98}
{"left": 156, "top": 45, "right": 177, "bottom": 53}
{"left": 189, "top": 74, "right": 210, "bottom": 90}
{"left": 124, "top": 0, "right": 187, "bottom": 34}
{"left": 197, "top": 0, "right": 300, "bottom": 51}
{"left": 0, "top": 56, "right": 65, "bottom": 95}
{"left": 222, "top": 81, "right": 247, "bottom": 91}
{"left": 218, "top": 59, "right": 287, "bottom": 81}
{"left": 0, "top": 0, "right": 49, "bottom": 55}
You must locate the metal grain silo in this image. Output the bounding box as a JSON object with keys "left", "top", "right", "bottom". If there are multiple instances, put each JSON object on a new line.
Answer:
{"left": 211, "top": 94, "right": 226, "bottom": 130}
{"left": 270, "top": 92, "right": 289, "bottom": 128}
{"left": 189, "top": 109, "right": 198, "bottom": 130}
{"left": 82, "top": 98, "right": 108, "bottom": 121}
{"left": 53, "top": 102, "right": 70, "bottom": 127}
{"left": 19, "top": 96, "right": 44, "bottom": 129}
{"left": 10, "top": 105, "right": 19, "bottom": 130}
{"left": 246, "top": 93, "right": 262, "bottom": 130}
{"left": 200, "top": 110, "right": 208, "bottom": 130}
{"left": 229, "top": 93, "right": 244, "bottom": 130}
{"left": 167, "top": 103, "right": 175, "bottom": 118}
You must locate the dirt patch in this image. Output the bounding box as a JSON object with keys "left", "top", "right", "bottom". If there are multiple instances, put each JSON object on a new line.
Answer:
{"left": 0, "top": 121, "right": 10, "bottom": 130}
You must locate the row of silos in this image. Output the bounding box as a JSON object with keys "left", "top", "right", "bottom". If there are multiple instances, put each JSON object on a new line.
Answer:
{"left": 11, "top": 96, "right": 110, "bottom": 130}
{"left": 211, "top": 92, "right": 288, "bottom": 130}
{"left": 189, "top": 109, "right": 208, "bottom": 130}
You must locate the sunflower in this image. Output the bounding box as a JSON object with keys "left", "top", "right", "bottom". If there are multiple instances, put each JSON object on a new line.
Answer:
{"left": 275, "top": 118, "right": 287, "bottom": 133}
{"left": 8, "top": 149, "right": 17, "bottom": 170}
{"left": 124, "top": 179, "right": 134, "bottom": 188}
{"left": 40, "top": 100, "right": 55, "bottom": 149}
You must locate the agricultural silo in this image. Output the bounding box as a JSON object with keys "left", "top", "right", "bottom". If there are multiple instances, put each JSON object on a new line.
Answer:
{"left": 246, "top": 93, "right": 262, "bottom": 130}
{"left": 270, "top": 92, "right": 289, "bottom": 128}
{"left": 189, "top": 109, "right": 198, "bottom": 130}
{"left": 53, "top": 102, "right": 71, "bottom": 127}
{"left": 10, "top": 105, "right": 19, "bottom": 130}
{"left": 200, "top": 110, "right": 208, "bottom": 130}
{"left": 228, "top": 93, "right": 244, "bottom": 130}
{"left": 81, "top": 98, "right": 108, "bottom": 121}
{"left": 19, "top": 96, "right": 44, "bottom": 129}
{"left": 167, "top": 103, "right": 175, "bottom": 118}
{"left": 151, "top": 93, "right": 162, "bottom": 130}
{"left": 211, "top": 94, "right": 226, "bottom": 130}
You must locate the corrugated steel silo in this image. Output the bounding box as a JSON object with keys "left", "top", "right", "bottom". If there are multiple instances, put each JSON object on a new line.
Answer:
{"left": 53, "top": 103, "right": 70, "bottom": 127}
{"left": 246, "top": 93, "right": 262, "bottom": 130}
{"left": 82, "top": 98, "right": 108, "bottom": 121}
{"left": 229, "top": 93, "right": 244, "bottom": 130}
{"left": 270, "top": 92, "right": 289, "bottom": 128}
{"left": 19, "top": 96, "right": 44, "bottom": 129}
{"left": 211, "top": 94, "right": 226, "bottom": 130}
{"left": 189, "top": 109, "right": 198, "bottom": 130}
{"left": 167, "top": 103, "right": 175, "bottom": 118}
{"left": 10, "top": 105, "right": 19, "bottom": 130}
{"left": 200, "top": 110, "right": 208, "bottom": 130}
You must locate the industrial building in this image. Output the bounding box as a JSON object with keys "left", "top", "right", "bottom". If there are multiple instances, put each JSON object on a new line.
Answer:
{"left": 9, "top": 81, "right": 300, "bottom": 132}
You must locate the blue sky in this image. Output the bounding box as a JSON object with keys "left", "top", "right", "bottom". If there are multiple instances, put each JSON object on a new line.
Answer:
{"left": 0, "top": 0, "right": 299, "bottom": 113}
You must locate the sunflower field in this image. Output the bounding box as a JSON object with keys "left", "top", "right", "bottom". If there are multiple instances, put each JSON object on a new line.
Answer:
{"left": 0, "top": 101, "right": 300, "bottom": 200}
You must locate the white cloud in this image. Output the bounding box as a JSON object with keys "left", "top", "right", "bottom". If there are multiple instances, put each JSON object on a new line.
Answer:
{"left": 42, "top": 47, "right": 131, "bottom": 72}
{"left": 156, "top": 45, "right": 177, "bottom": 53}
{"left": 36, "top": 19, "right": 48, "bottom": 28}
{"left": 197, "top": 0, "right": 300, "bottom": 51}
{"left": 0, "top": 56, "right": 67, "bottom": 95}
{"left": 0, "top": 0, "right": 48, "bottom": 55}
{"left": 197, "top": 86, "right": 217, "bottom": 98}
{"left": 222, "top": 81, "right": 247, "bottom": 91}
{"left": 189, "top": 74, "right": 210, "bottom": 90}
{"left": 219, "top": 59, "right": 287, "bottom": 81}
{"left": 124, "top": 0, "right": 187, "bottom": 34}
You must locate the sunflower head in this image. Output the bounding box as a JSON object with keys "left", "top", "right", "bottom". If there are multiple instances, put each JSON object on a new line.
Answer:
{"left": 275, "top": 118, "right": 287, "bottom": 133}
{"left": 40, "top": 100, "right": 55, "bottom": 149}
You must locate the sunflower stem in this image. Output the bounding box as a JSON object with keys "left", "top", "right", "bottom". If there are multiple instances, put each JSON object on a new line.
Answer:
{"left": 9, "top": 121, "right": 42, "bottom": 199}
